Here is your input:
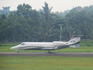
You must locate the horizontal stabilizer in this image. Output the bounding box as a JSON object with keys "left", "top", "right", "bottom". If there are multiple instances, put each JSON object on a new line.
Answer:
{"left": 69, "top": 43, "right": 80, "bottom": 48}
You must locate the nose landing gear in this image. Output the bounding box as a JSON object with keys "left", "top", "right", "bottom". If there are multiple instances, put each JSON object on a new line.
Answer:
{"left": 17, "top": 51, "right": 19, "bottom": 53}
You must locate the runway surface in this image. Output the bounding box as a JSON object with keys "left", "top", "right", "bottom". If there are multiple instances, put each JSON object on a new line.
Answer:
{"left": 0, "top": 52, "right": 93, "bottom": 57}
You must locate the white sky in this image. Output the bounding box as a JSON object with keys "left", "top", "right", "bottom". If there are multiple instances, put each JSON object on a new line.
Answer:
{"left": 0, "top": 0, "right": 93, "bottom": 12}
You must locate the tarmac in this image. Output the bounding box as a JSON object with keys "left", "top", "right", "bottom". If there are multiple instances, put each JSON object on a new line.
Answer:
{"left": 0, "top": 52, "right": 93, "bottom": 57}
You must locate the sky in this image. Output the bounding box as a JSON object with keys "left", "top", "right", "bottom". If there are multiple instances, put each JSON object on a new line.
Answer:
{"left": 0, "top": 0, "right": 93, "bottom": 12}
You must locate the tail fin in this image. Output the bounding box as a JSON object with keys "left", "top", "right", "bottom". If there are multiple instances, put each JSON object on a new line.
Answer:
{"left": 69, "top": 35, "right": 82, "bottom": 48}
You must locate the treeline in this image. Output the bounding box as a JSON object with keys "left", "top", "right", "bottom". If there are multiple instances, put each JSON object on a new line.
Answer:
{"left": 0, "top": 2, "right": 93, "bottom": 43}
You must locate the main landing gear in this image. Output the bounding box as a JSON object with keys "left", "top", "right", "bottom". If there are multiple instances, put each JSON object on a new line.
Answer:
{"left": 48, "top": 50, "right": 51, "bottom": 53}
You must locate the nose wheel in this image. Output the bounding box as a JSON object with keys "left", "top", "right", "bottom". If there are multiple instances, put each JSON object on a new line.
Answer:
{"left": 17, "top": 51, "right": 19, "bottom": 53}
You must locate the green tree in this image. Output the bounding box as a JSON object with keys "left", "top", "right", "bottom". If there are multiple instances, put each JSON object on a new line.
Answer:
{"left": 42, "top": 2, "right": 53, "bottom": 22}
{"left": 17, "top": 3, "right": 32, "bottom": 18}
{"left": 65, "top": 11, "right": 93, "bottom": 39}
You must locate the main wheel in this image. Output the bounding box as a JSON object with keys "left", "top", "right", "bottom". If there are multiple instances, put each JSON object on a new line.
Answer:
{"left": 48, "top": 50, "right": 51, "bottom": 53}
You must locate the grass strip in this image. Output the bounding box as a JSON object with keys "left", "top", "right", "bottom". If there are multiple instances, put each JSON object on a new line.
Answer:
{"left": 0, "top": 56, "right": 93, "bottom": 70}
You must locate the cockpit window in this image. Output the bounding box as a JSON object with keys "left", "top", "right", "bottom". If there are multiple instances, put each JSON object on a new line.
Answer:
{"left": 20, "top": 43, "right": 25, "bottom": 45}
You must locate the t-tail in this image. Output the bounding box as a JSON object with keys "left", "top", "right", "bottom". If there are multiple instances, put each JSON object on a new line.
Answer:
{"left": 68, "top": 35, "right": 82, "bottom": 48}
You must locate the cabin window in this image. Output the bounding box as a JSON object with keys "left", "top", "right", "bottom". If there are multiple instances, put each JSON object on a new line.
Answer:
{"left": 70, "top": 41, "right": 75, "bottom": 42}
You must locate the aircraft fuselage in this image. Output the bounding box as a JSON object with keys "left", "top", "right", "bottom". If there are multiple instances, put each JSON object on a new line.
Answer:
{"left": 11, "top": 41, "right": 69, "bottom": 50}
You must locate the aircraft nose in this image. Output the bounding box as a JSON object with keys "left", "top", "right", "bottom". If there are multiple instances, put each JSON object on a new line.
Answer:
{"left": 10, "top": 46, "right": 18, "bottom": 49}
{"left": 10, "top": 47, "right": 15, "bottom": 49}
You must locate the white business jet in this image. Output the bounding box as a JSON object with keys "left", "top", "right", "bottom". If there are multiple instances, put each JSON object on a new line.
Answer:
{"left": 10, "top": 35, "right": 82, "bottom": 53}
